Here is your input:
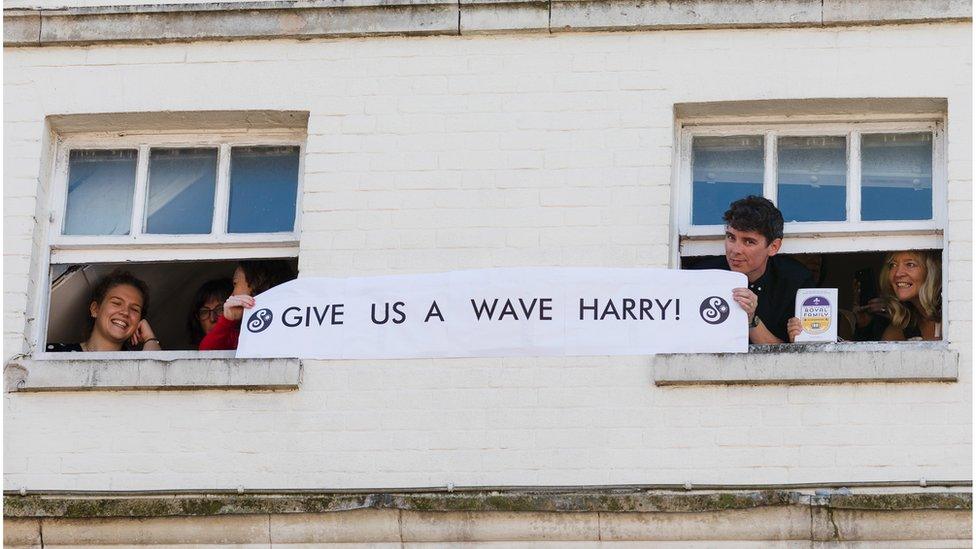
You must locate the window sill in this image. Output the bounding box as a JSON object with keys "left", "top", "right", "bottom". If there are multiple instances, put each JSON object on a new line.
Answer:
{"left": 4, "top": 352, "right": 302, "bottom": 392}
{"left": 653, "top": 341, "right": 958, "bottom": 386}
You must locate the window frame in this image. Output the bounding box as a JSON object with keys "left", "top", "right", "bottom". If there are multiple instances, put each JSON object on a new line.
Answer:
{"left": 50, "top": 130, "right": 306, "bottom": 262}
{"left": 675, "top": 118, "right": 947, "bottom": 258}
{"left": 32, "top": 128, "right": 306, "bottom": 359}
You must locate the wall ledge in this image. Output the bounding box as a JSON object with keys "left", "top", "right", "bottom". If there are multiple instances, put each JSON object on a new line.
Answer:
{"left": 3, "top": 489, "right": 971, "bottom": 517}
{"left": 4, "top": 353, "right": 302, "bottom": 392}
{"left": 5, "top": 489, "right": 971, "bottom": 544}
{"left": 653, "top": 341, "right": 959, "bottom": 386}
{"left": 4, "top": 0, "right": 972, "bottom": 46}
{"left": 46, "top": 110, "right": 309, "bottom": 134}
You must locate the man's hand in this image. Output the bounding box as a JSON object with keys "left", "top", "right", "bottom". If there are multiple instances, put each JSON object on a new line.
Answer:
{"left": 732, "top": 287, "right": 784, "bottom": 344}
{"left": 732, "top": 287, "right": 759, "bottom": 325}
{"left": 223, "top": 294, "right": 256, "bottom": 322}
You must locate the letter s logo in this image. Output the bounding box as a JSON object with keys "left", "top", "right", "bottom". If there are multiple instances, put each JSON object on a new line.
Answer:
{"left": 699, "top": 296, "right": 730, "bottom": 325}
{"left": 247, "top": 308, "right": 274, "bottom": 333}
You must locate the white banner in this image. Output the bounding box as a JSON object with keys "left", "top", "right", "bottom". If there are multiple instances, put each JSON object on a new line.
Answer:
{"left": 236, "top": 267, "right": 748, "bottom": 359}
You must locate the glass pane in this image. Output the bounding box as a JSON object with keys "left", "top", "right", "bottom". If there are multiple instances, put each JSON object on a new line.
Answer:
{"left": 63, "top": 149, "right": 137, "bottom": 235}
{"left": 145, "top": 148, "right": 218, "bottom": 234}
{"left": 691, "top": 135, "right": 764, "bottom": 225}
{"left": 777, "top": 136, "right": 847, "bottom": 222}
{"left": 228, "top": 146, "right": 300, "bottom": 233}
{"left": 861, "top": 133, "right": 933, "bottom": 221}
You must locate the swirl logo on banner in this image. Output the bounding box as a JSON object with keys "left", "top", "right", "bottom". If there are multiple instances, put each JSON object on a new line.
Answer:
{"left": 236, "top": 267, "right": 748, "bottom": 359}
{"left": 699, "top": 296, "right": 730, "bottom": 325}
{"left": 247, "top": 309, "right": 275, "bottom": 334}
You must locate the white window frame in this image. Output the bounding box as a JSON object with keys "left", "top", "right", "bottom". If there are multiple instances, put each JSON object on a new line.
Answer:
{"left": 675, "top": 117, "right": 947, "bottom": 259}
{"left": 33, "top": 128, "right": 305, "bottom": 358}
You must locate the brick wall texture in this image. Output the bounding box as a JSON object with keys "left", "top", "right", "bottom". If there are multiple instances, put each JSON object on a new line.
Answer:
{"left": 3, "top": 23, "right": 972, "bottom": 490}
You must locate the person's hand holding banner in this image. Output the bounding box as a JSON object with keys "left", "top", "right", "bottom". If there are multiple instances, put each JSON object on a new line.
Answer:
{"left": 731, "top": 287, "right": 760, "bottom": 325}
{"left": 223, "top": 294, "right": 255, "bottom": 322}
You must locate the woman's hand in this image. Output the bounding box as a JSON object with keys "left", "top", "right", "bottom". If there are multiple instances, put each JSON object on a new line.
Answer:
{"left": 852, "top": 279, "right": 889, "bottom": 327}
{"left": 131, "top": 319, "right": 161, "bottom": 350}
{"left": 223, "top": 294, "right": 256, "bottom": 322}
{"left": 854, "top": 297, "right": 889, "bottom": 327}
{"left": 787, "top": 317, "right": 803, "bottom": 343}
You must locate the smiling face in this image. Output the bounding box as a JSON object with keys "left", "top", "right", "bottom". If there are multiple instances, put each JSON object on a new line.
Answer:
{"left": 724, "top": 226, "right": 782, "bottom": 283}
{"left": 89, "top": 283, "right": 144, "bottom": 345}
{"left": 887, "top": 251, "right": 927, "bottom": 304}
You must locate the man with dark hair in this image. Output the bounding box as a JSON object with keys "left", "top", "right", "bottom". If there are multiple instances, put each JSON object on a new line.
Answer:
{"left": 692, "top": 196, "right": 814, "bottom": 344}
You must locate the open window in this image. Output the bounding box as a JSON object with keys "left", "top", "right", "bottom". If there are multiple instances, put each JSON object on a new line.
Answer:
{"left": 682, "top": 250, "right": 942, "bottom": 341}
{"left": 46, "top": 259, "right": 300, "bottom": 351}
{"left": 35, "top": 116, "right": 306, "bottom": 356}
{"left": 674, "top": 100, "right": 947, "bottom": 343}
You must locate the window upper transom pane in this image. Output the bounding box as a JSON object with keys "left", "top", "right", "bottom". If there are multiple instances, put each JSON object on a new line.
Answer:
{"left": 64, "top": 149, "right": 138, "bottom": 236}
{"left": 691, "top": 135, "right": 764, "bottom": 226}
{"left": 860, "top": 132, "right": 933, "bottom": 221}
{"left": 228, "top": 146, "right": 300, "bottom": 234}
{"left": 145, "top": 148, "right": 218, "bottom": 235}
{"left": 777, "top": 136, "right": 847, "bottom": 223}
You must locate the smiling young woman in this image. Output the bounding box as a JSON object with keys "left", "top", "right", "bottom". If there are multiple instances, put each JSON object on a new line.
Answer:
{"left": 46, "top": 270, "right": 161, "bottom": 352}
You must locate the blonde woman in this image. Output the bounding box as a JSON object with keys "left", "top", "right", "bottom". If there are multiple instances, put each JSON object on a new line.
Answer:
{"left": 875, "top": 250, "right": 942, "bottom": 341}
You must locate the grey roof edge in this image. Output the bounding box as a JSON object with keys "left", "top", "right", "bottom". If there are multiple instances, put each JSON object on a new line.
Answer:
{"left": 4, "top": 0, "right": 972, "bottom": 47}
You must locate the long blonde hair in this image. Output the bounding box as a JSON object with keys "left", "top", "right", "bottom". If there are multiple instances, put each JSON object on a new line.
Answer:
{"left": 878, "top": 250, "right": 941, "bottom": 330}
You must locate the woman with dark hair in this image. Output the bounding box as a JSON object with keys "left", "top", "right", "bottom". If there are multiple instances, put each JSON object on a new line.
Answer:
{"left": 199, "top": 260, "right": 295, "bottom": 350}
{"left": 47, "top": 269, "right": 161, "bottom": 352}
{"left": 187, "top": 278, "right": 234, "bottom": 348}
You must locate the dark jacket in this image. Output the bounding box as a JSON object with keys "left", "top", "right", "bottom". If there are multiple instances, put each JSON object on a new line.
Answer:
{"left": 690, "top": 255, "right": 815, "bottom": 342}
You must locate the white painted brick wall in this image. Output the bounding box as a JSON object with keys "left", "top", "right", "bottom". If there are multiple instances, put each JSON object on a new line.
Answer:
{"left": 3, "top": 24, "right": 971, "bottom": 490}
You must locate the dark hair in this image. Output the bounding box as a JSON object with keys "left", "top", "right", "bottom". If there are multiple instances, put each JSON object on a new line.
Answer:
{"left": 239, "top": 260, "right": 296, "bottom": 296}
{"left": 723, "top": 195, "right": 784, "bottom": 245}
{"left": 90, "top": 269, "right": 151, "bottom": 318}
{"left": 87, "top": 270, "right": 151, "bottom": 345}
{"left": 186, "top": 278, "right": 233, "bottom": 345}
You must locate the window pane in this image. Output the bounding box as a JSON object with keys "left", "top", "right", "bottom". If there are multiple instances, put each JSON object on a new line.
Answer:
{"left": 777, "top": 136, "right": 847, "bottom": 222}
{"left": 145, "top": 148, "right": 218, "bottom": 234}
{"left": 861, "top": 133, "right": 933, "bottom": 221}
{"left": 692, "top": 135, "right": 764, "bottom": 225}
{"left": 228, "top": 146, "right": 300, "bottom": 233}
{"left": 63, "top": 149, "right": 137, "bottom": 235}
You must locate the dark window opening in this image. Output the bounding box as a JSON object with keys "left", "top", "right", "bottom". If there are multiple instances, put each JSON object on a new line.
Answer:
{"left": 682, "top": 251, "right": 943, "bottom": 342}
{"left": 46, "top": 259, "right": 299, "bottom": 352}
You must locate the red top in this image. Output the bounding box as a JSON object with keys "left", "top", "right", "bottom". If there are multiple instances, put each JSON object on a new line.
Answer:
{"left": 199, "top": 316, "right": 241, "bottom": 351}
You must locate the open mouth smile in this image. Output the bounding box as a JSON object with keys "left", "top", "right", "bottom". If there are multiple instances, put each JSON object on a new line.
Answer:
{"left": 110, "top": 319, "right": 130, "bottom": 330}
